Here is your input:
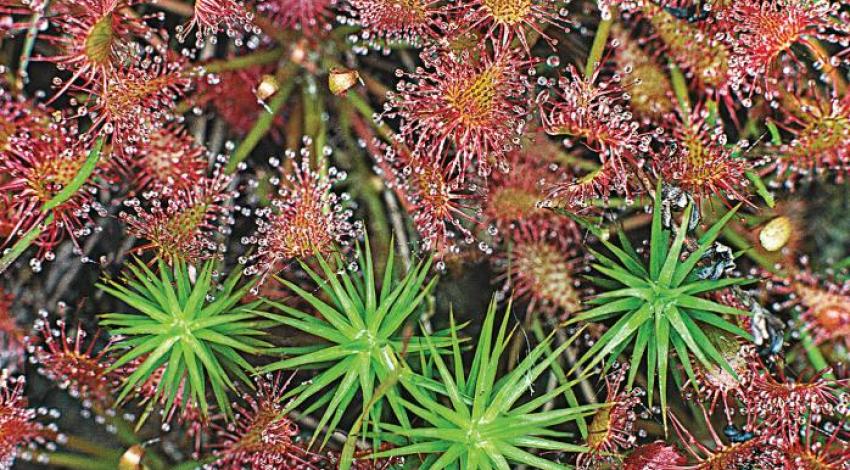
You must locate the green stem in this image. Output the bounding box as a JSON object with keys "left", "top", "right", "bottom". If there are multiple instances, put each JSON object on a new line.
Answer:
{"left": 44, "top": 139, "right": 104, "bottom": 212}
{"left": 345, "top": 92, "right": 394, "bottom": 142}
{"left": 15, "top": 1, "right": 47, "bottom": 93}
{"left": 35, "top": 452, "right": 116, "bottom": 470}
{"left": 669, "top": 63, "right": 691, "bottom": 119}
{"left": 765, "top": 121, "right": 782, "bottom": 145}
{"left": 587, "top": 196, "right": 651, "bottom": 209}
{"left": 62, "top": 435, "right": 122, "bottom": 461}
{"left": 800, "top": 328, "right": 835, "bottom": 379}
{"left": 745, "top": 170, "right": 775, "bottom": 208}
{"left": 225, "top": 63, "right": 298, "bottom": 174}
{"left": 0, "top": 213, "right": 54, "bottom": 274}
{"left": 200, "top": 48, "right": 284, "bottom": 74}
{"left": 584, "top": 15, "right": 613, "bottom": 78}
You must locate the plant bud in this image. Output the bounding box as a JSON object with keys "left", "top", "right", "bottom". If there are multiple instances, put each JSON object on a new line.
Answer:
{"left": 329, "top": 67, "right": 360, "bottom": 96}
{"left": 759, "top": 216, "right": 791, "bottom": 252}
{"left": 255, "top": 75, "right": 279, "bottom": 101}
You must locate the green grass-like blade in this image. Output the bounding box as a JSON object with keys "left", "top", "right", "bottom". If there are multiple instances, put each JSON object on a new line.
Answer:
{"left": 658, "top": 204, "right": 692, "bottom": 286}
{"left": 627, "top": 322, "right": 651, "bottom": 389}
{"left": 655, "top": 313, "right": 670, "bottom": 432}
{"left": 665, "top": 306, "right": 712, "bottom": 369}
{"left": 42, "top": 138, "right": 103, "bottom": 212}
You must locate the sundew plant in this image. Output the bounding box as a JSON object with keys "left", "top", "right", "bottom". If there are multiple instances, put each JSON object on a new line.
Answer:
{"left": 2, "top": 0, "right": 850, "bottom": 468}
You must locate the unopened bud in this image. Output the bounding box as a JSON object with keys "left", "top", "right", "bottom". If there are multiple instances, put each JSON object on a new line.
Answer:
{"left": 759, "top": 216, "right": 792, "bottom": 252}
{"left": 329, "top": 67, "right": 360, "bottom": 96}
{"left": 119, "top": 445, "right": 145, "bottom": 470}
{"left": 256, "top": 75, "right": 279, "bottom": 101}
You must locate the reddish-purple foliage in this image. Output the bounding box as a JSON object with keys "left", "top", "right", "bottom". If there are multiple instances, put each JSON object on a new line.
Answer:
{"left": 0, "top": 289, "right": 25, "bottom": 369}
{"left": 38, "top": 0, "right": 150, "bottom": 98}
{"left": 655, "top": 104, "right": 751, "bottom": 203}
{"left": 541, "top": 63, "right": 649, "bottom": 205}
{"left": 343, "top": 0, "right": 444, "bottom": 44}
{"left": 493, "top": 222, "right": 582, "bottom": 317}
{"left": 727, "top": 0, "right": 850, "bottom": 97}
{"left": 375, "top": 139, "right": 480, "bottom": 254}
{"left": 623, "top": 441, "right": 687, "bottom": 469}
{"left": 81, "top": 54, "right": 191, "bottom": 163}
{"left": 0, "top": 374, "right": 46, "bottom": 468}
{"left": 194, "top": 65, "right": 284, "bottom": 136}
{"left": 246, "top": 146, "right": 358, "bottom": 277}
{"left": 452, "top": 0, "right": 572, "bottom": 51}
{"left": 670, "top": 405, "right": 780, "bottom": 468}
{"left": 256, "top": 0, "right": 335, "bottom": 35}
{"left": 768, "top": 82, "right": 850, "bottom": 185}
{"left": 578, "top": 366, "right": 642, "bottom": 468}
{"left": 387, "top": 44, "right": 535, "bottom": 177}
{"left": 130, "top": 124, "right": 209, "bottom": 192}
{"left": 180, "top": 0, "right": 253, "bottom": 43}
{"left": 0, "top": 119, "right": 104, "bottom": 258}
{"left": 772, "top": 271, "right": 850, "bottom": 350}
{"left": 210, "top": 374, "right": 322, "bottom": 469}
{"left": 35, "top": 318, "right": 121, "bottom": 407}
{"left": 747, "top": 360, "right": 846, "bottom": 430}
{"left": 120, "top": 170, "right": 236, "bottom": 263}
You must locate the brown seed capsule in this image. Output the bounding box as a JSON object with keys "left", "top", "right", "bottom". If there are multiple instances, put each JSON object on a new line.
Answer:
{"left": 759, "top": 216, "right": 792, "bottom": 252}
{"left": 119, "top": 444, "right": 146, "bottom": 470}
{"left": 328, "top": 67, "right": 360, "bottom": 96}
{"left": 255, "top": 75, "right": 279, "bottom": 101}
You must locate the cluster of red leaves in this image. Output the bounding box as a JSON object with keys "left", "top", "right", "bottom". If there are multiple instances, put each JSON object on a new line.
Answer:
{"left": 387, "top": 43, "right": 535, "bottom": 178}
{"left": 0, "top": 0, "right": 362, "bottom": 270}
{"left": 344, "top": 0, "right": 585, "bottom": 285}
{"left": 0, "top": 91, "right": 103, "bottom": 259}
{"left": 244, "top": 146, "right": 360, "bottom": 279}
{"left": 209, "top": 374, "right": 323, "bottom": 469}
{"left": 540, "top": 63, "right": 652, "bottom": 206}
{"left": 0, "top": 0, "right": 197, "bottom": 258}
{"left": 0, "top": 374, "right": 49, "bottom": 468}
{"left": 193, "top": 65, "right": 285, "bottom": 137}
{"left": 120, "top": 169, "right": 237, "bottom": 264}
{"left": 34, "top": 318, "right": 121, "bottom": 409}
{"left": 654, "top": 104, "right": 751, "bottom": 204}
{"left": 578, "top": 366, "right": 642, "bottom": 469}
{"left": 610, "top": 349, "right": 850, "bottom": 468}
{"left": 565, "top": 358, "right": 844, "bottom": 468}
